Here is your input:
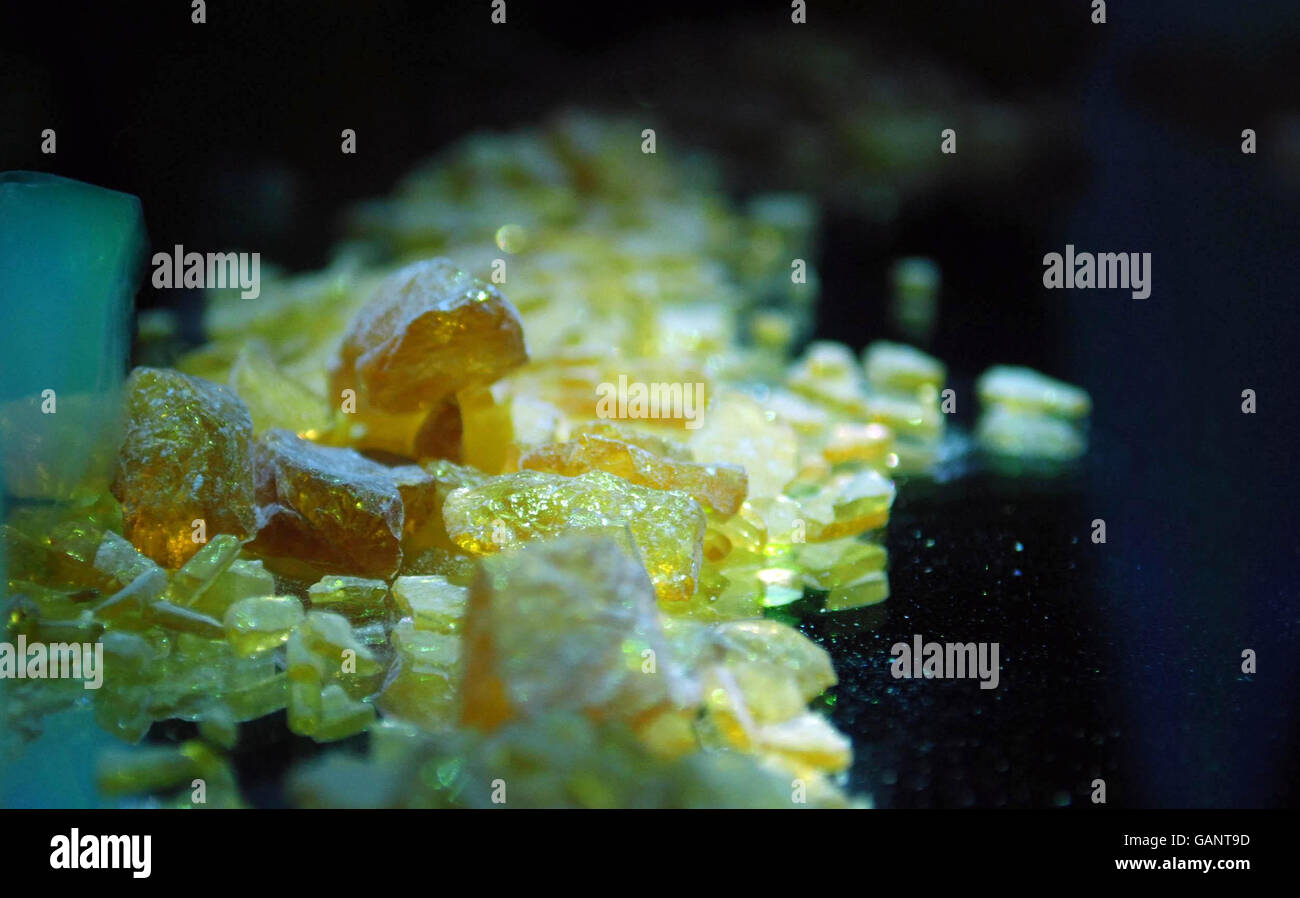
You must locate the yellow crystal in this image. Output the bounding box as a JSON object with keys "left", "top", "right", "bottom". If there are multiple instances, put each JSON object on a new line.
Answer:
{"left": 223, "top": 595, "right": 305, "bottom": 656}
{"left": 390, "top": 575, "right": 467, "bottom": 633}
{"left": 306, "top": 575, "right": 391, "bottom": 623}
{"left": 862, "top": 340, "right": 946, "bottom": 395}
{"left": 976, "top": 365, "right": 1091, "bottom": 419}
{"left": 442, "top": 470, "right": 705, "bottom": 603}
{"left": 227, "top": 340, "right": 331, "bottom": 436}
{"left": 520, "top": 432, "right": 747, "bottom": 515}
{"left": 825, "top": 569, "right": 890, "bottom": 611}
{"left": 376, "top": 620, "right": 461, "bottom": 732}
{"left": 690, "top": 390, "right": 798, "bottom": 499}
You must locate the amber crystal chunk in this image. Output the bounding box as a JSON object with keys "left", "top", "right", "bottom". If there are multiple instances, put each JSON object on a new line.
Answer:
{"left": 329, "top": 258, "right": 527, "bottom": 414}
{"left": 249, "top": 429, "right": 405, "bottom": 578}
{"left": 112, "top": 367, "right": 256, "bottom": 568}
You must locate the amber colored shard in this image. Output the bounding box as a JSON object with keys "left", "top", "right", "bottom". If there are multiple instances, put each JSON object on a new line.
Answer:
{"left": 318, "top": 406, "right": 430, "bottom": 458}
{"left": 111, "top": 367, "right": 257, "bottom": 568}
{"left": 248, "top": 429, "right": 405, "bottom": 579}
{"left": 662, "top": 563, "right": 765, "bottom": 622}
{"left": 386, "top": 463, "right": 441, "bottom": 538}
{"left": 457, "top": 386, "right": 564, "bottom": 474}
{"left": 423, "top": 458, "right": 491, "bottom": 493}
{"left": 823, "top": 467, "right": 896, "bottom": 538}
{"left": 390, "top": 459, "right": 483, "bottom": 553}
{"left": 702, "top": 527, "right": 732, "bottom": 562}
{"left": 441, "top": 470, "right": 706, "bottom": 602}
{"left": 460, "top": 535, "right": 690, "bottom": 730}
{"left": 708, "top": 503, "right": 767, "bottom": 556}
{"left": 520, "top": 433, "right": 747, "bottom": 515}
{"left": 456, "top": 385, "right": 516, "bottom": 474}
{"left": 329, "top": 258, "right": 527, "bottom": 414}
{"left": 398, "top": 546, "right": 479, "bottom": 585}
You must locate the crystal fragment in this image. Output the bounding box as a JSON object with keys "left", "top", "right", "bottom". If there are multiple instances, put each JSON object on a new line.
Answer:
{"left": 330, "top": 258, "right": 527, "bottom": 414}
{"left": 227, "top": 340, "right": 331, "bottom": 436}
{"left": 391, "top": 575, "right": 467, "bottom": 633}
{"left": 825, "top": 569, "right": 890, "bottom": 611}
{"left": 306, "top": 575, "right": 391, "bottom": 623}
{"left": 797, "top": 537, "right": 887, "bottom": 591}
{"left": 570, "top": 420, "right": 693, "bottom": 460}
{"left": 442, "top": 470, "right": 705, "bottom": 602}
{"left": 862, "top": 340, "right": 945, "bottom": 395}
{"left": 976, "top": 405, "right": 1087, "bottom": 461}
{"left": 711, "top": 619, "right": 836, "bottom": 701}
{"left": 313, "top": 684, "right": 376, "bottom": 742}
{"left": 976, "top": 365, "right": 1091, "bottom": 419}
{"left": 376, "top": 620, "right": 461, "bottom": 732}
{"left": 459, "top": 535, "right": 690, "bottom": 730}
{"left": 112, "top": 368, "right": 257, "bottom": 568}
{"left": 689, "top": 391, "right": 798, "bottom": 499}
{"left": 249, "top": 429, "right": 405, "bottom": 578}
{"left": 191, "top": 558, "right": 276, "bottom": 619}
{"left": 166, "top": 534, "right": 243, "bottom": 606}
{"left": 822, "top": 421, "right": 894, "bottom": 467}
{"left": 521, "top": 432, "right": 747, "bottom": 515}
{"left": 223, "top": 596, "right": 305, "bottom": 657}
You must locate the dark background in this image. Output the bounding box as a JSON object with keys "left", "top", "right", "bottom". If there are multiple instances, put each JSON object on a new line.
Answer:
{"left": 2, "top": 0, "right": 1298, "bottom": 807}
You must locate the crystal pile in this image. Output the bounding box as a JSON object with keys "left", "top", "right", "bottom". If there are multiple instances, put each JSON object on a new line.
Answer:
{"left": 2, "top": 113, "right": 1090, "bottom": 809}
